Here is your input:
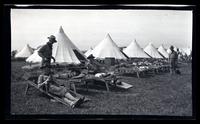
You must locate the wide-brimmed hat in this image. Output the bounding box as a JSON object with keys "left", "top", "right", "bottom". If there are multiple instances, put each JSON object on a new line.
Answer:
{"left": 48, "top": 35, "right": 56, "bottom": 39}
{"left": 48, "top": 35, "right": 57, "bottom": 42}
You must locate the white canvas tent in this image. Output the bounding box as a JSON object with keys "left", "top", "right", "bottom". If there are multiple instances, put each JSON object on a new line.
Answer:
{"left": 123, "top": 40, "right": 150, "bottom": 58}
{"left": 26, "top": 26, "right": 86, "bottom": 64}
{"left": 85, "top": 47, "right": 93, "bottom": 57}
{"left": 158, "top": 45, "right": 169, "bottom": 58}
{"left": 182, "top": 48, "right": 192, "bottom": 56}
{"left": 144, "top": 43, "right": 163, "bottom": 58}
{"left": 173, "top": 46, "right": 178, "bottom": 52}
{"left": 179, "top": 48, "right": 187, "bottom": 56}
{"left": 52, "top": 26, "right": 86, "bottom": 64}
{"left": 26, "top": 46, "right": 43, "bottom": 63}
{"left": 90, "top": 33, "right": 127, "bottom": 59}
{"left": 15, "top": 44, "right": 34, "bottom": 58}
{"left": 166, "top": 46, "right": 189, "bottom": 56}
{"left": 167, "top": 48, "right": 172, "bottom": 54}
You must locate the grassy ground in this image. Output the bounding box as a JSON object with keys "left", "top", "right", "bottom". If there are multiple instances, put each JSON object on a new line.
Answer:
{"left": 11, "top": 61, "right": 192, "bottom": 116}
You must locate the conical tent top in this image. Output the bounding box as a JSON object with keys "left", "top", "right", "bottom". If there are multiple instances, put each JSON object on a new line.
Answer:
{"left": 123, "top": 39, "right": 150, "bottom": 58}
{"left": 149, "top": 42, "right": 156, "bottom": 48}
{"left": 104, "top": 33, "right": 116, "bottom": 44}
{"left": 15, "top": 44, "right": 34, "bottom": 58}
{"left": 90, "top": 33, "right": 127, "bottom": 59}
{"left": 158, "top": 44, "right": 163, "bottom": 49}
{"left": 26, "top": 44, "right": 31, "bottom": 49}
{"left": 144, "top": 42, "right": 163, "bottom": 58}
{"left": 59, "top": 26, "right": 64, "bottom": 33}
{"left": 133, "top": 39, "right": 139, "bottom": 46}
{"left": 106, "top": 33, "right": 111, "bottom": 39}
{"left": 161, "top": 44, "right": 166, "bottom": 50}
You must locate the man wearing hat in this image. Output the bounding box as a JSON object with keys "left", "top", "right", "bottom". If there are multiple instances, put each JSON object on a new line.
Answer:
{"left": 86, "top": 54, "right": 98, "bottom": 74}
{"left": 169, "top": 45, "right": 178, "bottom": 75}
{"left": 38, "top": 35, "right": 57, "bottom": 68}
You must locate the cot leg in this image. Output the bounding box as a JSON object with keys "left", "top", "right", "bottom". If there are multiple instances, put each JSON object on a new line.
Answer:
{"left": 105, "top": 81, "right": 110, "bottom": 92}
{"left": 154, "top": 69, "right": 156, "bottom": 74}
{"left": 69, "top": 82, "right": 72, "bottom": 90}
{"left": 83, "top": 80, "right": 88, "bottom": 92}
{"left": 137, "top": 72, "right": 140, "bottom": 78}
{"left": 85, "top": 81, "right": 89, "bottom": 92}
{"left": 25, "top": 83, "right": 30, "bottom": 95}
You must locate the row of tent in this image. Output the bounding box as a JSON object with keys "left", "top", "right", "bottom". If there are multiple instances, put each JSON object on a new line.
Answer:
{"left": 84, "top": 34, "right": 191, "bottom": 59}
{"left": 14, "top": 26, "right": 192, "bottom": 64}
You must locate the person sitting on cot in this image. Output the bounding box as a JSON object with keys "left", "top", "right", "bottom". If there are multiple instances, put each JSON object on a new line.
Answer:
{"left": 37, "top": 67, "right": 85, "bottom": 108}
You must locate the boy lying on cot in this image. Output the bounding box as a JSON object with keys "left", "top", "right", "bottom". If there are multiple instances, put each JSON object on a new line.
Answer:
{"left": 37, "top": 67, "right": 85, "bottom": 108}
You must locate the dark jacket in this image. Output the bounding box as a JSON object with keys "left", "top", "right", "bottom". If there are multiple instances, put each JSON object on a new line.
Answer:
{"left": 38, "top": 42, "right": 53, "bottom": 59}
{"left": 169, "top": 51, "right": 178, "bottom": 68}
{"left": 169, "top": 51, "right": 178, "bottom": 60}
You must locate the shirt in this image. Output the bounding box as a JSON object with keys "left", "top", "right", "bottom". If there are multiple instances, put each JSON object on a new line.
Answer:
{"left": 169, "top": 51, "right": 178, "bottom": 60}
{"left": 38, "top": 43, "right": 53, "bottom": 59}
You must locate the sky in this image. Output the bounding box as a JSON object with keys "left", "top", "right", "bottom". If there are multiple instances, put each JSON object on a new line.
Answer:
{"left": 11, "top": 9, "right": 192, "bottom": 51}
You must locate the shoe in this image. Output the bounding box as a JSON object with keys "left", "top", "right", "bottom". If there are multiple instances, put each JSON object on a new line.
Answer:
{"left": 70, "top": 101, "right": 75, "bottom": 108}
{"left": 71, "top": 104, "right": 75, "bottom": 108}
{"left": 71, "top": 98, "right": 82, "bottom": 108}
{"left": 80, "top": 96, "right": 85, "bottom": 103}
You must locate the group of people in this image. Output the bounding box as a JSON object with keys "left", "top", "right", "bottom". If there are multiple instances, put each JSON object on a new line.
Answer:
{"left": 35, "top": 35, "right": 181, "bottom": 108}
{"left": 37, "top": 35, "right": 85, "bottom": 108}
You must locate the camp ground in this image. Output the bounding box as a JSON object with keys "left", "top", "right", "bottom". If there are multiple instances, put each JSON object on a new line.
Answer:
{"left": 10, "top": 9, "right": 193, "bottom": 117}
{"left": 10, "top": 26, "right": 192, "bottom": 116}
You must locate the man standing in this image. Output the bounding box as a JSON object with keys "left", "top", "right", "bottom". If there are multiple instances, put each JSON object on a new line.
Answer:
{"left": 169, "top": 46, "right": 178, "bottom": 75}
{"left": 38, "top": 35, "right": 57, "bottom": 68}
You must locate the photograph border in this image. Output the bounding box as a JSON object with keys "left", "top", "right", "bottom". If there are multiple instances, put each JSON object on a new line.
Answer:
{"left": 3, "top": 3, "right": 198, "bottom": 120}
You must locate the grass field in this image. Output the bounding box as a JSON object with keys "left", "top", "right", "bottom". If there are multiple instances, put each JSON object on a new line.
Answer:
{"left": 11, "top": 61, "right": 192, "bottom": 116}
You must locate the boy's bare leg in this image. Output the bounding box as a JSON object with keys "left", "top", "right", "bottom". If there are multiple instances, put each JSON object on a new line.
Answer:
{"left": 65, "top": 92, "right": 79, "bottom": 101}
{"left": 63, "top": 97, "right": 74, "bottom": 106}
{"left": 64, "top": 93, "right": 83, "bottom": 108}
